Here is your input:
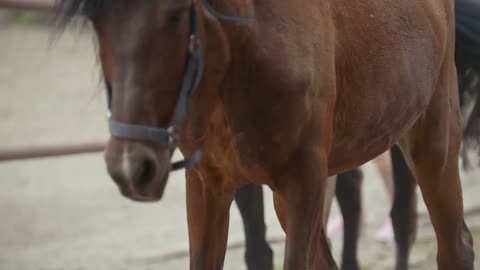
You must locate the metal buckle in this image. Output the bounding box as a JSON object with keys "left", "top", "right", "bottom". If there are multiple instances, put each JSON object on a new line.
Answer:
{"left": 188, "top": 34, "right": 199, "bottom": 53}
{"left": 167, "top": 126, "right": 178, "bottom": 145}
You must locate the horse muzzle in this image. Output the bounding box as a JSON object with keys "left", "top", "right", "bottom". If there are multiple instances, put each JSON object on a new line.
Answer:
{"left": 104, "top": 138, "right": 171, "bottom": 202}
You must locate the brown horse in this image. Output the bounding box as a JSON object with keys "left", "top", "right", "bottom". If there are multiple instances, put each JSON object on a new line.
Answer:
{"left": 331, "top": 2, "right": 480, "bottom": 269}
{"left": 334, "top": 1, "right": 480, "bottom": 269}
{"left": 58, "top": 0, "right": 474, "bottom": 269}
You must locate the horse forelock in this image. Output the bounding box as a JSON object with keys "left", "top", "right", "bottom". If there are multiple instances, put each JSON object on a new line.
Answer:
{"left": 55, "top": 0, "right": 106, "bottom": 26}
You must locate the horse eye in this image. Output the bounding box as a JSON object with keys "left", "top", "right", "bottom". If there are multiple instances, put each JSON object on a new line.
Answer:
{"left": 168, "top": 9, "right": 186, "bottom": 24}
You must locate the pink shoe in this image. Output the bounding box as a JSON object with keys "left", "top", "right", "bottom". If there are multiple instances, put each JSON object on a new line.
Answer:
{"left": 327, "top": 216, "right": 344, "bottom": 237}
{"left": 374, "top": 218, "right": 394, "bottom": 242}
{"left": 327, "top": 211, "right": 367, "bottom": 238}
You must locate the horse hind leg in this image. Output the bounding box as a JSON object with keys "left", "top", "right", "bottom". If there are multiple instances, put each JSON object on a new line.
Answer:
{"left": 234, "top": 184, "right": 274, "bottom": 270}
{"left": 389, "top": 145, "right": 417, "bottom": 270}
{"left": 335, "top": 168, "right": 363, "bottom": 270}
{"left": 398, "top": 61, "right": 474, "bottom": 270}
{"left": 335, "top": 149, "right": 418, "bottom": 270}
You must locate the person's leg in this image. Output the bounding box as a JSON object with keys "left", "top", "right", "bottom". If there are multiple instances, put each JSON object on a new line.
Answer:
{"left": 372, "top": 150, "right": 395, "bottom": 241}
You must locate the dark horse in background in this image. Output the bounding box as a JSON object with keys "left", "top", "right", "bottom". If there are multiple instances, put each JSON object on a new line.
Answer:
{"left": 58, "top": 0, "right": 474, "bottom": 269}
{"left": 237, "top": 0, "right": 480, "bottom": 269}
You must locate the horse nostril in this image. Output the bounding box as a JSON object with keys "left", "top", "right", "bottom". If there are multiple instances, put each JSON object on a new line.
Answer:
{"left": 131, "top": 158, "right": 156, "bottom": 186}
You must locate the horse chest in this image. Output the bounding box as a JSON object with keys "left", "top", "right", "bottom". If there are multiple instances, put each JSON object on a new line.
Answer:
{"left": 196, "top": 105, "right": 298, "bottom": 188}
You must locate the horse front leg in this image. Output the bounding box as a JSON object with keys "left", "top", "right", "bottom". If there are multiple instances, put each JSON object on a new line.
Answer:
{"left": 235, "top": 184, "right": 274, "bottom": 270}
{"left": 186, "top": 170, "right": 234, "bottom": 270}
{"left": 275, "top": 147, "right": 337, "bottom": 270}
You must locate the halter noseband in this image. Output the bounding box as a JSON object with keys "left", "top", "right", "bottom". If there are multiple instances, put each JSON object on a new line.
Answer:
{"left": 105, "top": 0, "right": 251, "bottom": 171}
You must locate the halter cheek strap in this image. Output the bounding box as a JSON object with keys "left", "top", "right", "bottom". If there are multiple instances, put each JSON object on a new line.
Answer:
{"left": 106, "top": 0, "right": 250, "bottom": 171}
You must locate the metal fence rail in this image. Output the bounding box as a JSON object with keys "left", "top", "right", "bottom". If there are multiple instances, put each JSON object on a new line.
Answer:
{"left": 0, "top": 0, "right": 54, "bottom": 11}
{"left": 0, "top": 0, "right": 106, "bottom": 162}
{"left": 0, "top": 141, "right": 105, "bottom": 162}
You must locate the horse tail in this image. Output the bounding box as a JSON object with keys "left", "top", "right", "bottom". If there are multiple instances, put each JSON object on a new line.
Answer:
{"left": 455, "top": 0, "right": 480, "bottom": 169}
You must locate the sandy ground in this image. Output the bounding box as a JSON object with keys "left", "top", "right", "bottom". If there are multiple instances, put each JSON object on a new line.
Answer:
{"left": 0, "top": 23, "right": 480, "bottom": 270}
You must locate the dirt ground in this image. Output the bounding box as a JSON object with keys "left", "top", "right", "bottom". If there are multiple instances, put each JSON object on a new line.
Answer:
{"left": 1, "top": 23, "right": 480, "bottom": 270}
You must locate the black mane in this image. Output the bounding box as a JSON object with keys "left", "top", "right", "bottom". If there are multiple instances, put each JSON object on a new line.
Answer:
{"left": 55, "top": 0, "right": 106, "bottom": 26}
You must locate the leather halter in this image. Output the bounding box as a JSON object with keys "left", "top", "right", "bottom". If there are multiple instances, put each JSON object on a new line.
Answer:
{"left": 105, "top": 0, "right": 251, "bottom": 171}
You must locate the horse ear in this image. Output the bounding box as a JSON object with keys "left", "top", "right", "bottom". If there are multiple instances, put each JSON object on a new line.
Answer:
{"left": 199, "top": 5, "right": 231, "bottom": 73}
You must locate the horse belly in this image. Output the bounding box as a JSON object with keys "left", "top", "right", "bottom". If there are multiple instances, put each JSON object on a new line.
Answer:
{"left": 326, "top": 0, "right": 451, "bottom": 174}
{"left": 328, "top": 96, "right": 425, "bottom": 175}
{"left": 328, "top": 48, "right": 441, "bottom": 175}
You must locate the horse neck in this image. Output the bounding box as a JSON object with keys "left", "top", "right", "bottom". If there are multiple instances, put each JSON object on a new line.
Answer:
{"left": 180, "top": 0, "right": 259, "bottom": 150}
{"left": 200, "top": 0, "right": 258, "bottom": 109}
{"left": 205, "top": 0, "right": 257, "bottom": 52}
{"left": 206, "top": 0, "right": 255, "bottom": 21}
